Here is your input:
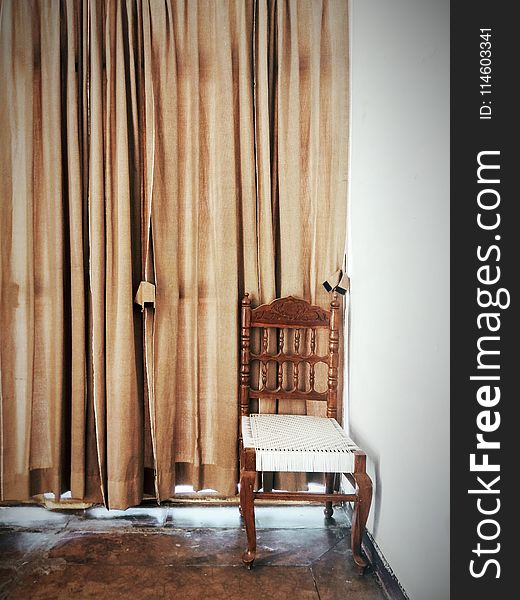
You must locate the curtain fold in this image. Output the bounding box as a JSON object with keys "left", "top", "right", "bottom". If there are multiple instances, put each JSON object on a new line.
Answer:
{"left": 0, "top": 0, "right": 348, "bottom": 509}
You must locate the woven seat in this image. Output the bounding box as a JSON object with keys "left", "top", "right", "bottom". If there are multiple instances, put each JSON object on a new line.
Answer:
{"left": 242, "top": 414, "right": 359, "bottom": 473}
{"left": 238, "top": 294, "right": 372, "bottom": 573}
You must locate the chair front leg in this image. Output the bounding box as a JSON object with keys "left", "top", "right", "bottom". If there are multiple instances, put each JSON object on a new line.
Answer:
{"left": 351, "top": 452, "right": 373, "bottom": 573}
{"left": 240, "top": 468, "right": 257, "bottom": 568}
{"left": 324, "top": 473, "right": 336, "bottom": 518}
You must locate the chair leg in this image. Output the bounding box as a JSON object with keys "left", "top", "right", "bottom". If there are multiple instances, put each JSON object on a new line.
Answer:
{"left": 351, "top": 469, "right": 373, "bottom": 573}
{"left": 324, "top": 473, "right": 336, "bottom": 518}
{"left": 240, "top": 469, "right": 257, "bottom": 568}
{"left": 262, "top": 471, "right": 274, "bottom": 492}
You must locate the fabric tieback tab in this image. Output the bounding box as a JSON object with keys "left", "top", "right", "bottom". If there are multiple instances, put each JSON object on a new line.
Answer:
{"left": 322, "top": 269, "right": 349, "bottom": 295}
{"left": 134, "top": 281, "right": 156, "bottom": 311}
{"left": 242, "top": 414, "right": 359, "bottom": 473}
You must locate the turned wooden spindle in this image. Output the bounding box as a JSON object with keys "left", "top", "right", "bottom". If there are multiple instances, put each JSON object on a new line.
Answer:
{"left": 277, "top": 329, "right": 285, "bottom": 390}
{"left": 327, "top": 292, "right": 340, "bottom": 419}
{"left": 261, "top": 360, "right": 267, "bottom": 390}
{"left": 293, "top": 328, "right": 301, "bottom": 390}
{"left": 261, "top": 328, "right": 269, "bottom": 390}
{"left": 309, "top": 329, "right": 316, "bottom": 390}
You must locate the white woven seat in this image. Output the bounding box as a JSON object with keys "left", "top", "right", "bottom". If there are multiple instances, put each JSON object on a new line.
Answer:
{"left": 242, "top": 414, "right": 359, "bottom": 473}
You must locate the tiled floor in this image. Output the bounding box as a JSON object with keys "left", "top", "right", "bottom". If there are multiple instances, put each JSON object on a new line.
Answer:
{"left": 0, "top": 504, "right": 386, "bottom": 599}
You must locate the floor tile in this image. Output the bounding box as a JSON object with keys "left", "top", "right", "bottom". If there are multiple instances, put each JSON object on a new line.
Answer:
{"left": 255, "top": 505, "right": 349, "bottom": 529}
{"left": 167, "top": 505, "right": 243, "bottom": 529}
{"left": 166, "top": 504, "right": 348, "bottom": 530}
{"left": 0, "top": 507, "right": 69, "bottom": 530}
{"left": 252, "top": 528, "right": 346, "bottom": 566}
{"left": 8, "top": 565, "right": 319, "bottom": 600}
{"left": 0, "top": 567, "right": 17, "bottom": 595}
{"left": 44, "top": 527, "right": 345, "bottom": 568}
{"left": 311, "top": 538, "right": 387, "bottom": 600}
{"left": 47, "top": 530, "right": 243, "bottom": 566}
{"left": 65, "top": 506, "right": 168, "bottom": 531}
{"left": 0, "top": 532, "right": 55, "bottom": 561}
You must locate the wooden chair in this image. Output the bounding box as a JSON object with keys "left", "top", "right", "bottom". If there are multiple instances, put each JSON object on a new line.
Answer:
{"left": 239, "top": 293, "right": 372, "bottom": 571}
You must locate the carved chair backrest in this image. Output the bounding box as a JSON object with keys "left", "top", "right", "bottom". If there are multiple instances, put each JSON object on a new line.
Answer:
{"left": 240, "top": 294, "right": 340, "bottom": 421}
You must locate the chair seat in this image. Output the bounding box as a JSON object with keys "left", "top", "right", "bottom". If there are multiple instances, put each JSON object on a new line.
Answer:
{"left": 242, "top": 414, "right": 359, "bottom": 473}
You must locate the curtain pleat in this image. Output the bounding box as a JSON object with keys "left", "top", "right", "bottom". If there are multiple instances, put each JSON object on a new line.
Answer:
{"left": 0, "top": 0, "right": 35, "bottom": 499}
{"left": 102, "top": 0, "right": 143, "bottom": 508}
{"left": 0, "top": 0, "right": 348, "bottom": 508}
{"left": 63, "top": 0, "right": 87, "bottom": 502}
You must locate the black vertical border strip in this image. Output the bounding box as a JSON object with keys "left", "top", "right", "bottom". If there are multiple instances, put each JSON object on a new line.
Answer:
{"left": 451, "top": 2, "right": 517, "bottom": 597}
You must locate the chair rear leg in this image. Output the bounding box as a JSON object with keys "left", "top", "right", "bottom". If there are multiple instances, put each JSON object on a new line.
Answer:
{"left": 240, "top": 469, "right": 257, "bottom": 568}
{"left": 262, "top": 471, "right": 274, "bottom": 492}
{"left": 351, "top": 453, "right": 373, "bottom": 573}
{"left": 324, "top": 473, "right": 336, "bottom": 518}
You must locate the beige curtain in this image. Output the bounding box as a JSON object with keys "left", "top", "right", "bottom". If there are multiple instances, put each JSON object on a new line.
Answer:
{"left": 0, "top": 0, "right": 348, "bottom": 509}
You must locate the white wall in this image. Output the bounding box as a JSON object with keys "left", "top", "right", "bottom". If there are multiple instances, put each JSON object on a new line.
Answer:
{"left": 347, "top": 1, "right": 449, "bottom": 599}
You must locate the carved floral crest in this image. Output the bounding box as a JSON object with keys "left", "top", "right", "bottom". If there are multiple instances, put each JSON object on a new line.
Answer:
{"left": 251, "top": 296, "right": 329, "bottom": 326}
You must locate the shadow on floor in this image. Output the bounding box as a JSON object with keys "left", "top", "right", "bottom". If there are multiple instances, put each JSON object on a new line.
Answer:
{"left": 0, "top": 504, "right": 386, "bottom": 599}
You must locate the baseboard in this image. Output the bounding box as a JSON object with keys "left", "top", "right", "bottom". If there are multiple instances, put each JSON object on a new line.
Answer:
{"left": 342, "top": 503, "right": 410, "bottom": 600}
